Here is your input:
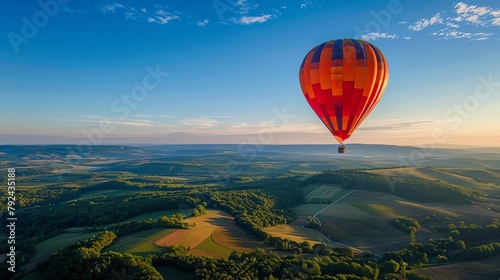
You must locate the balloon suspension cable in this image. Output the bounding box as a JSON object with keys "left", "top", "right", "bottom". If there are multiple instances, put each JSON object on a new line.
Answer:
{"left": 346, "top": 144, "right": 358, "bottom": 153}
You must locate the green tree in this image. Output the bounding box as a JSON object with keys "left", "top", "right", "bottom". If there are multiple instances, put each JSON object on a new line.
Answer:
{"left": 383, "top": 260, "right": 400, "bottom": 273}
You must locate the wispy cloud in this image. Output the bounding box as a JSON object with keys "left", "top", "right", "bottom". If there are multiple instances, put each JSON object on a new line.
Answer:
{"left": 431, "top": 30, "right": 492, "bottom": 40}
{"left": 361, "top": 32, "right": 397, "bottom": 40}
{"left": 235, "top": 14, "right": 272, "bottom": 25}
{"left": 407, "top": 2, "right": 500, "bottom": 40}
{"left": 196, "top": 19, "right": 209, "bottom": 27}
{"left": 300, "top": 1, "right": 312, "bottom": 9}
{"left": 454, "top": 2, "right": 492, "bottom": 25}
{"left": 408, "top": 13, "right": 443, "bottom": 31}
{"left": 181, "top": 117, "right": 221, "bottom": 129}
{"left": 50, "top": 116, "right": 156, "bottom": 127}
{"left": 101, "top": 2, "right": 124, "bottom": 14}
{"left": 134, "top": 114, "right": 175, "bottom": 118}
{"left": 98, "top": 2, "right": 180, "bottom": 25}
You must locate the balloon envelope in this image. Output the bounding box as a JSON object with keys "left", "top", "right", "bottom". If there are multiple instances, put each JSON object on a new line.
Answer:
{"left": 299, "top": 39, "right": 389, "bottom": 143}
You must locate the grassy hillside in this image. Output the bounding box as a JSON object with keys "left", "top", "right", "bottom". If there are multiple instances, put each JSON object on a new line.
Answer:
{"left": 305, "top": 169, "right": 485, "bottom": 204}
{"left": 366, "top": 167, "right": 499, "bottom": 192}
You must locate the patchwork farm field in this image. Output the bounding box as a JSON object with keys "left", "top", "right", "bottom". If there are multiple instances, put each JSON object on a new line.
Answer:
{"left": 17, "top": 231, "right": 99, "bottom": 276}
{"left": 106, "top": 210, "right": 269, "bottom": 258}
{"left": 264, "top": 225, "right": 330, "bottom": 245}
{"left": 316, "top": 202, "right": 409, "bottom": 255}
{"left": 312, "top": 188, "right": 500, "bottom": 255}
{"left": 104, "top": 228, "right": 177, "bottom": 256}
{"left": 303, "top": 184, "right": 345, "bottom": 203}
{"left": 35, "top": 232, "right": 98, "bottom": 257}
{"left": 415, "top": 255, "right": 500, "bottom": 280}
{"left": 343, "top": 190, "right": 500, "bottom": 222}
{"left": 364, "top": 166, "right": 499, "bottom": 192}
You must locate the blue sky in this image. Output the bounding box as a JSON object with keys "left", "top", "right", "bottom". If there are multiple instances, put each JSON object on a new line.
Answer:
{"left": 1, "top": 0, "right": 499, "bottom": 147}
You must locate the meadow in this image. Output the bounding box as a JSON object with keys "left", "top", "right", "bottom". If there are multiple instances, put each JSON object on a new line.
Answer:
{"left": 106, "top": 210, "right": 268, "bottom": 258}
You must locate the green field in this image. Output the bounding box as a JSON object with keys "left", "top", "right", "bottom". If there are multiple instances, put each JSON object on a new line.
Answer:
{"left": 264, "top": 224, "right": 331, "bottom": 245}
{"left": 105, "top": 210, "right": 262, "bottom": 258}
{"left": 193, "top": 234, "right": 235, "bottom": 258}
{"left": 104, "top": 228, "right": 176, "bottom": 256}
{"left": 103, "top": 208, "right": 193, "bottom": 229}
{"left": 365, "top": 167, "right": 498, "bottom": 192}
{"left": 293, "top": 203, "right": 328, "bottom": 216}
{"left": 35, "top": 232, "right": 98, "bottom": 256}
{"left": 349, "top": 203, "right": 397, "bottom": 219}
{"left": 301, "top": 184, "right": 345, "bottom": 203}
{"left": 415, "top": 255, "right": 500, "bottom": 280}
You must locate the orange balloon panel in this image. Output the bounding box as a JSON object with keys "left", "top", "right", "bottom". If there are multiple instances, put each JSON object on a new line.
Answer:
{"left": 299, "top": 39, "right": 389, "bottom": 143}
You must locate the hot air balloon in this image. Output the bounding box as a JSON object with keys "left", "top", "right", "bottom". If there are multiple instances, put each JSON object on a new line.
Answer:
{"left": 299, "top": 39, "right": 389, "bottom": 153}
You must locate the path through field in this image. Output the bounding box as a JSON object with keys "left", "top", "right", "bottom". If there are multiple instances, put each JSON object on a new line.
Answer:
{"left": 294, "top": 189, "right": 365, "bottom": 254}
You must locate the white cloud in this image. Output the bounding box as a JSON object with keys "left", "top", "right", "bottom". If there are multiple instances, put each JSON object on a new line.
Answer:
{"left": 455, "top": 2, "right": 490, "bottom": 16}
{"left": 50, "top": 116, "right": 155, "bottom": 127}
{"left": 403, "top": 36, "right": 411, "bottom": 40}
{"left": 446, "top": 22, "right": 460, "bottom": 28}
{"left": 181, "top": 117, "right": 221, "bottom": 129}
{"left": 300, "top": 0, "right": 313, "bottom": 9}
{"left": 196, "top": 19, "right": 209, "bottom": 27}
{"left": 409, "top": 13, "right": 443, "bottom": 31}
{"left": 432, "top": 30, "right": 492, "bottom": 40}
{"left": 405, "top": 2, "right": 499, "bottom": 40}
{"left": 101, "top": 3, "right": 124, "bottom": 14}
{"left": 154, "top": 15, "right": 179, "bottom": 25}
{"left": 98, "top": 3, "right": 180, "bottom": 25}
{"left": 237, "top": 14, "right": 272, "bottom": 25}
{"left": 155, "top": 9, "right": 168, "bottom": 16}
{"left": 134, "top": 114, "right": 175, "bottom": 118}
{"left": 453, "top": 2, "right": 500, "bottom": 26}
{"left": 361, "top": 32, "right": 397, "bottom": 40}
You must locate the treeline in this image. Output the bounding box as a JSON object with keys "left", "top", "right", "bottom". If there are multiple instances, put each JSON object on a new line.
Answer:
{"left": 304, "top": 169, "right": 483, "bottom": 204}
{"left": 17, "top": 191, "right": 200, "bottom": 237}
{"left": 434, "top": 219, "right": 500, "bottom": 243}
{"left": 85, "top": 178, "right": 188, "bottom": 192}
{"left": 1, "top": 189, "right": 207, "bottom": 267}
{"left": 108, "top": 220, "right": 154, "bottom": 236}
{"left": 390, "top": 217, "right": 421, "bottom": 243}
{"left": 37, "top": 231, "right": 162, "bottom": 279}
{"left": 467, "top": 242, "right": 500, "bottom": 260}
{"left": 153, "top": 246, "right": 379, "bottom": 280}
{"left": 382, "top": 219, "right": 500, "bottom": 266}
{"left": 152, "top": 244, "right": 436, "bottom": 279}
{"left": 0, "top": 186, "right": 80, "bottom": 208}
{"left": 0, "top": 175, "right": 189, "bottom": 209}
{"left": 157, "top": 213, "right": 188, "bottom": 228}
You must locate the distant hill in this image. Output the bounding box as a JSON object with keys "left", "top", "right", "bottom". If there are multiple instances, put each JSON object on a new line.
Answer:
{"left": 1, "top": 144, "right": 500, "bottom": 169}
